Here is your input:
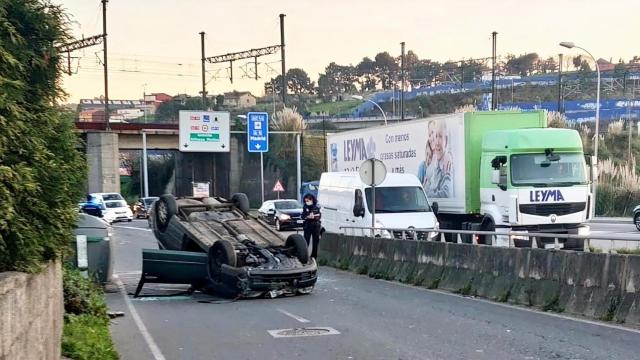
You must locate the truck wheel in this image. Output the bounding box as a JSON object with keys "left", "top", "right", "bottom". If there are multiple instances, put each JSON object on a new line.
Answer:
{"left": 155, "top": 194, "right": 177, "bottom": 232}
{"left": 286, "top": 234, "right": 310, "bottom": 264}
{"left": 479, "top": 219, "right": 495, "bottom": 246}
{"left": 564, "top": 238, "right": 585, "bottom": 251}
{"left": 231, "top": 193, "right": 250, "bottom": 214}
{"left": 207, "top": 240, "right": 237, "bottom": 281}
{"left": 635, "top": 213, "right": 640, "bottom": 231}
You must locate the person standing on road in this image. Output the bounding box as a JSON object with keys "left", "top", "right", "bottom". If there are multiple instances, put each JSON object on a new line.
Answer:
{"left": 302, "top": 194, "right": 321, "bottom": 259}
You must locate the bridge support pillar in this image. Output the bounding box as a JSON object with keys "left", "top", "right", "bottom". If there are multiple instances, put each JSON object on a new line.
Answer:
{"left": 86, "top": 132, "right": 120, "bottom": 194}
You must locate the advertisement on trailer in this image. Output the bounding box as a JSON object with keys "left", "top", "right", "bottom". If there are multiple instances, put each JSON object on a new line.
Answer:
{"left": 327, "top": 114, "right": 466, "bottom": 208}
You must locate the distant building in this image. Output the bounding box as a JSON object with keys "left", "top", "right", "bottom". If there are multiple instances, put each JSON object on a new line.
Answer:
{"left": 78, "top": 109, "right": 105, "bottom": 122}
{"left": 597, "top": 58, "right": 615, "bottom": 72}
{"left": 223, "top": 91, "right": 256, "bottom": 108}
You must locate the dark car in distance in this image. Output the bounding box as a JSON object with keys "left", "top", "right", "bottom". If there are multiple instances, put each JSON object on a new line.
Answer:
{"left": 258, "top": 199, "right": 304, "bottom": 231}
{"left": 134, "top": 197, "right": 159, "bottom": 219}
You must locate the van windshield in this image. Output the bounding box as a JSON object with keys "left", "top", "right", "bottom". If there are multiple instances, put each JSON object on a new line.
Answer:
{"left": 365, "top": 186, "right": 431, "bottom": 213}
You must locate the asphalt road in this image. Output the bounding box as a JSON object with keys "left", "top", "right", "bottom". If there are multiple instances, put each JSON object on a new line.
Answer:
{"left": 589, "top": 221, "right": 640, "bottom": 250}
{"left": 106, "top": 220, "right": 640, "bottom": 360}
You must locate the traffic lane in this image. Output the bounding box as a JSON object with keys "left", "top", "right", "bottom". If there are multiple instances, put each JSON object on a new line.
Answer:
{"left": 110, "top": 219, "right": 155, "bottom": 273}
{"left": 114, "top": 267, "right": 640, "bottom": 360}
{"left": 588, "top": 222, "right": 640, "bottom": 250}
{"left": 107, "top": 223, "right": 640, "bottom": 360}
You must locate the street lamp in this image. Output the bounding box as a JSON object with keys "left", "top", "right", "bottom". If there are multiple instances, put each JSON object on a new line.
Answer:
{"left": 352, "top": 95, "right": 387, "bottom": 125}
{"left": 560, "top": 41, "right": 600, "bottom": 218}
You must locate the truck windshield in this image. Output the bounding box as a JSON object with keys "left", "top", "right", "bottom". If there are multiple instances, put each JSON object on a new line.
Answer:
{"left": 365, "top": 186, "right": 431, "bottom": 213}
{"left": 511, "top": 153, "right": 587, "bottom": 187}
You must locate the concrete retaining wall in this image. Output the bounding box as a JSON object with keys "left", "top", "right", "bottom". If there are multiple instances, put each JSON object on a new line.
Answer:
{"left": 0, "top": 262, "right": 63, "bottom": 360}
{"left": 319, "top": 233, "right": 640, "bottom": 326}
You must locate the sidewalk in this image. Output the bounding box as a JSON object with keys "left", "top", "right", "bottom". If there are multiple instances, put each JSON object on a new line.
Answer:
{"left": 589, "top": 217, "right": 633, "bottom": 225}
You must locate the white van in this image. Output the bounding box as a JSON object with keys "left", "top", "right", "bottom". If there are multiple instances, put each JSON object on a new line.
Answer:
{"left": 318, "top": 172, "right": 439, "bottom": 239}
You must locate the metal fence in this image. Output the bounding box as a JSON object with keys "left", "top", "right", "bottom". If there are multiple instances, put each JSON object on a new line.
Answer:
{"left": 340, "top": 226, "right": 640, "bottom": 253}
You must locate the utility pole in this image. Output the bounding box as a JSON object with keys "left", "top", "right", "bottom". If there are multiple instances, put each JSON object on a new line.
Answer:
{"left": 558, "top": 53, "right": 563, "bottom": 113}
{"left": 400, "top": 42, "right": 405, "bottom": 121}
{"left": 200, "top": 31, "right": 207, "bottom": 109}
{"left": 491, "top": 31, "right": 497, "bottom": 111}
{"left": 102, "top": 0, "right": 110, "bottom": 130}
{"left": 280, "top": 14, "right": 287, "bottom": 106}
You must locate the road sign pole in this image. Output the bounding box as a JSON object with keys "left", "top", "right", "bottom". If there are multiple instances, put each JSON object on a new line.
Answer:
{"left": 142, "top": 131, "right": 149, "bottom": 198}
{"left": 371, "top": 159, "right": 375, "bottom": 228}
{"left": 260, "top": 152, "right": 265, "bottom": 204}
{"left": 296, "top": 133, "right": 301, "bottom": 202}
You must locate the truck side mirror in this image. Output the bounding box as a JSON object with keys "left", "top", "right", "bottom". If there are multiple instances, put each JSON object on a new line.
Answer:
{"left": 431, "top": 202, "right": 439, "bottom": 215}
{"left": 491, "top": 170, "right": 501, "bottom": 185}
{"left": 353, "top": 189, "right": 365, "bottom": 217}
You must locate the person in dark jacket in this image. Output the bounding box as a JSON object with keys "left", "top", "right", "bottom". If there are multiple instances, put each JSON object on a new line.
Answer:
{"left": 81, "top": 194, "right": 103, "bottom": 218}
{"left": 301, "top": 193, "right": 321, "bottom": 259}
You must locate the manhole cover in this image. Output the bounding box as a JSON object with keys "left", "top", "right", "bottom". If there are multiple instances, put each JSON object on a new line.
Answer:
{"left": 267, "top": 327, "right": 340, "bottom": 338}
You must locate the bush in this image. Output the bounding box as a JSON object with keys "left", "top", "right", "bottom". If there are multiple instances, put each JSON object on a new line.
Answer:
{"left": 0, "top": 1, "right": 86, "bottom": 272}
{"left": 62, "top": 267, "right": 118, "bottom": 360}
{"left": 62, "top": 314, "right": 118, "bottom": 360}
{"left": 63, "top": 267, "right": 108, "bottom": 318}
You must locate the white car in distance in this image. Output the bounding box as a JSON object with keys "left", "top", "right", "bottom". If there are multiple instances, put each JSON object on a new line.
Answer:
{"left": 103, "top": 200, "right": 133, "bottom": 223}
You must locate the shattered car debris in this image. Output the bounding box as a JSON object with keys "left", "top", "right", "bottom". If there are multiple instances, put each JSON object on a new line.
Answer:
{"left": 136, "top": 193, "right": 317, "bottom": 298}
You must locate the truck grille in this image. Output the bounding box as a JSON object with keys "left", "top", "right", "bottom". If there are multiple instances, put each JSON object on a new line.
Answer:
{"left": 519, "top": 202, "right": 586, "bottom": 216}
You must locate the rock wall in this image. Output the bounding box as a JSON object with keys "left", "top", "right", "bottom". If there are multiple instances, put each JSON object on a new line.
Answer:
{"left": 0, "top": 262, "right": 63, "bottom": 360}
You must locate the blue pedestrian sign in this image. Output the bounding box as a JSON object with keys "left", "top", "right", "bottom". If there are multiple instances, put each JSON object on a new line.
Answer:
{"left": 247, "top": 112, "right": 269, "bottom": 152}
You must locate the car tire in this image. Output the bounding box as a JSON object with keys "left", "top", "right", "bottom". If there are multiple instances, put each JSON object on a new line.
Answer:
{"left": 128, "top": 219, "right": 132, "bottom": 222}
{"left": 230, "top": 193, "right": 250, "bottom": 214}
{"left": 207, "top": 240, "right": 237, "bottom": 281}
{"left": 286, "top": 234, "right": 309, "bottom": 264}
{"left": 275, "top": 219, "right": 282, "bottom": 231}
{"left": 635, "top": 213, "right": 640, "bottom": 231}
{"left": 155, "top": 194, "right": 177, "bottom": 232}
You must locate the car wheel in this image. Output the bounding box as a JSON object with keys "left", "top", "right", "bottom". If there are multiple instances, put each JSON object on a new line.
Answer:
{"left": 128, "top": 219, "right": 132, "bottom": 222}
{"left": 635, "top": 213, "right": 640, "bottom": 231}
{"left": 286, "top": 234, "right": 309, "bottom": 264}
{"left": 155, "top": 194, "right": 177, "bottom": 232}
{"left": 230, "top": 193, "right": 250, "bottom": 214}
{"left": 207, "top": 240, "right": 237, "bottom": 281}
{"left": 275, "top": 219, "right": 282, "bottom": 231}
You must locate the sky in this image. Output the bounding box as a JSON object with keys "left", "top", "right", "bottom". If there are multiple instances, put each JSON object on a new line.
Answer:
{"left": 56, "top": 0, "right": 639, "bottom": 103}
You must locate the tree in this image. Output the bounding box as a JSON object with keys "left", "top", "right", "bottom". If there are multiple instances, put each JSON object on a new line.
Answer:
{"left": 572, "top": 55, "right": 583, "bottom": 70}
{"left": 156, "top": 96, "right": 204, "bottom": 122}
{"left": 579, "top": 60, "right": 591, "bottom": 72}
{"left": 215, "top": 95, "right": 224, "bottom": 110}
{"left": 505, "top": 53, "right": 539, "bottom": 76}
{"left": 356, "top": 57, "right": 378, "bottom": 91}
{"left": 0, "top": 0, "right": 86, "bottom": 272}
{"left": 374, "top": 52, "right": 399, "bottom": 89}
{"left": 286, "top": 68, "right": 314, "bottom": 94}
{"left": 315, "top": 62, "right": 358, "bottom": 99}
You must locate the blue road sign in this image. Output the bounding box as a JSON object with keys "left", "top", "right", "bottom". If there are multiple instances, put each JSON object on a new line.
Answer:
{"left": 247, "top": 112, "right": 269, "bottom": 153}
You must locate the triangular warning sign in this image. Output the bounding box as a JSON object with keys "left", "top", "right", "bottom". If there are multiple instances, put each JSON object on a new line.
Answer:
{"left": 272, "top": 180, "right": 285, "bottom": 192}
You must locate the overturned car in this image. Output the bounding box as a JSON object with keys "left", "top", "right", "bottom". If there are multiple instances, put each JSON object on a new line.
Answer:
{"left": 137, "top": 193, "right": 317, "bottom": 298}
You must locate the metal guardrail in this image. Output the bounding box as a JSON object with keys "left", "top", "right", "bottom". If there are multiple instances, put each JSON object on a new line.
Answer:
{"left": 339, "top": 226, "right": 640, "bottom": 253}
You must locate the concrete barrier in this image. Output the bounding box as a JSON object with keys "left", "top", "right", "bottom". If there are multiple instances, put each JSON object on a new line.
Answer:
{"left": 0, "top": 262, "right": 63, "bottom": 360}
{"left": 318, "top": 234, "right": 640, "bottom": 326}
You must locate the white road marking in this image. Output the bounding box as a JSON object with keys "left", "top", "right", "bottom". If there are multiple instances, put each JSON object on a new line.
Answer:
{"left": 277, "top": 308, "right": 311, "bottom": 323}
{"left": 372, "top": 277, "right": 640, "bottom": 335}
{"left": 113, "top": 225, "right": 152, "bottom": 232}
{"left": 114, "top": 275, "right": 167, "bottom": 360}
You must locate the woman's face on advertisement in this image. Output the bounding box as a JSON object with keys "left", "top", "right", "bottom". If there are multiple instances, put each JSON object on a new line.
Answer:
{"left": 433, "top": 123, "right": 446, "bottom": 159}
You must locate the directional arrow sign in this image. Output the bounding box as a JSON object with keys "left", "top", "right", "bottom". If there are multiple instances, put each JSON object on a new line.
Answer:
{"left": 247, "top": 112, "right": 268, "bottom": 153}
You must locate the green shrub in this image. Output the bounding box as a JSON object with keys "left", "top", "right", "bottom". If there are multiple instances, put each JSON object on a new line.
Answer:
{"left": 63, "top": 267, "right": 108, "bottom": 318}
{"left": 62, "top": 314, "right": 118, "bottom": 360}
{"left": 0, "top": 0, "right": 86, "bottom": 272}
